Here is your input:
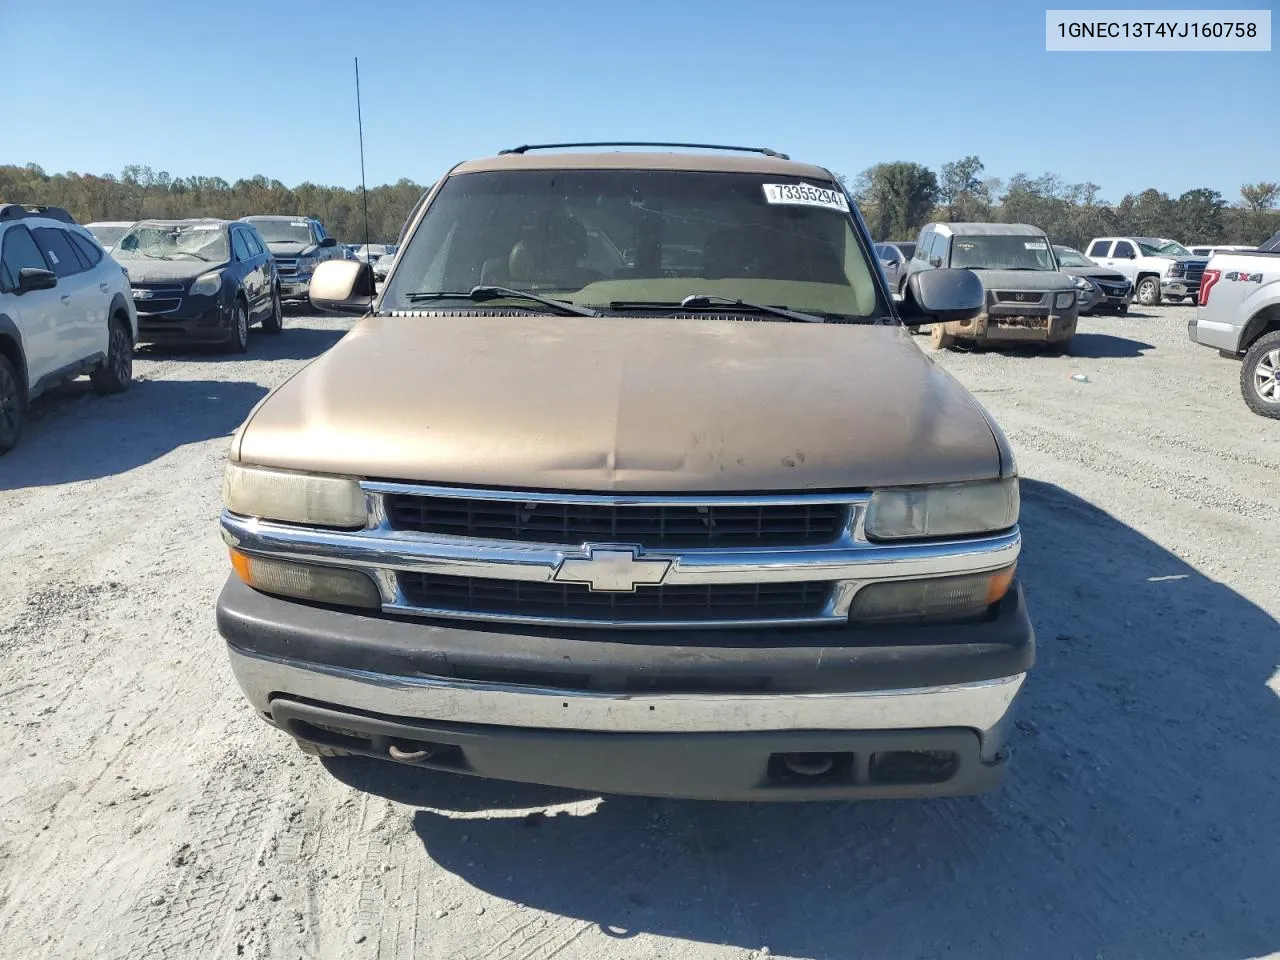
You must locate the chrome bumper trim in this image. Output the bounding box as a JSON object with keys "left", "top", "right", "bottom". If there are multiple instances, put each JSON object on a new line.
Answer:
{"left": 228, "top": 644, "right": 1026, "bottom": 741}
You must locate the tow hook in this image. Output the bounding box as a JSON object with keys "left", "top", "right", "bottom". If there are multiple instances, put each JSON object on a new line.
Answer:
{"left": 388, "top": 741, "right": 435, "bottom": 763}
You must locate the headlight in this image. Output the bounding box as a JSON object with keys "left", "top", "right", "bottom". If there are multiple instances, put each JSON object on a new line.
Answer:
{"left": 849, "top": 566, "right": 1016, "bottom": 622}
{"left": 189, "top": 271, "right": 223, "bottom": 296}
{"left": 1072, "top": 276, "right": 1092, "bottom": 291}
{"left": 865, "top": 478, "right": 1019, "bottom": 541}
{"left": 222, "top": 463, "right": 366, "bottom": 528}
{"left": 299, "top": 255, "right": 318, "bottom": 274}
{"left": 229, "top": 549, "right": 381, "bottom": 609}
{"left": 1167, "top": 261, "right": 1185, "bottom": 277}
{"left": 1054, "top": 291, "right": 1075, "bottom": 309}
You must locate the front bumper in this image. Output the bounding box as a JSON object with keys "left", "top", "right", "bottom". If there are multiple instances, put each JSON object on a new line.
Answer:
{"left": 944, "top": 311, "right": 1077, "bottom": 344}
{"left": 279, "top": 276, "right": 311, "bottom": 301}
{"left": 1161, "top": 277, "right": 1200, "bottom": 298}
{"left": 136, "top": 300, "right": 230, "bottom": 343}
{"left": 217, "top": 576, "right": 1034, "bottom": 799}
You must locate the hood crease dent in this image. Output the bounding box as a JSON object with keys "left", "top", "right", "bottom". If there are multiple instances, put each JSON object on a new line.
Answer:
{"left": 236, "top": 315, "right": 1002, "bottom": 492}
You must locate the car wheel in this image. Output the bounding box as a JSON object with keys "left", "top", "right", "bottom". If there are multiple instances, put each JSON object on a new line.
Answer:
{"left": 930, "top": 323, "right": 956, "bottom": 350}
{"left": 224, "top": 299, "right": 250, "bottom": 354}
{"left": 1136, "top": 276, "right": 1160, "bottom": 306}
{"left": 1241, "top": 330, "right": 1280, "bottom": 419}
{"left": 261, "top": 286, "right": 284, "bottom": 334}
{"left": 294, "top": 738, "right": 350, "bottom": 758}
{"left": 90, "top": 316, "right": 133, "bottom": 395}
{"left": 0, "top": 354, "right": 24, "bottom": 455}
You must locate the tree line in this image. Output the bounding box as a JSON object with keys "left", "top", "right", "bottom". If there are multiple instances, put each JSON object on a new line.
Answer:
{"left": 4, "top": 158, "right": 1278, "bottom": 253}
{"left": 846, "top": 157, "right": 1280, "bottom": 250}
{"left": 0, "top": 164, "right": 427, "bottom": 244}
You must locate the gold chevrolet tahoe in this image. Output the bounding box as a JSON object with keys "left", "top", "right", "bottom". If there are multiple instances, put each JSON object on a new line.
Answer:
{"left": 215, "top": 143, "right": 1034, "bottom": 801}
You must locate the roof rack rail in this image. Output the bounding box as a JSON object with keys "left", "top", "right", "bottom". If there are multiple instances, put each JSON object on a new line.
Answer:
{"left": 498, "top": 141, "right": 791, "bottom": 160}
{"left": 0, "top": 203, "right": 78, "bottom": 225}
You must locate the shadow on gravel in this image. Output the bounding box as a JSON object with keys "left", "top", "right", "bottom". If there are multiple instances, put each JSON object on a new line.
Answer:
{"left": 1065, "top": 332, "right": 1155, "bottom": 358}
{"left": 333, "top": 479, "right": 1280, "bottom": 960}
{"left": 0, "top": 378, "right": 266, "bottom": 490}
{"left": 137, "top": 323, "right": 348, "bottom": 364}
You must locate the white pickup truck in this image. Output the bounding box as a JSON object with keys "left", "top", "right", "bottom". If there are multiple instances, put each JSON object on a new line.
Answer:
{"left": 1084, "top": 236, "right": 1208, "bottom": 306}
{"left": 1187, "top": 232, "right": 1280, "bottom": 418}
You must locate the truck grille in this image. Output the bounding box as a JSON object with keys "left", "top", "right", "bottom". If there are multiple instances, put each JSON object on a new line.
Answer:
{"left": 131, "top": 283, "right": 184, "bottom": 315}
{"left": 993, "top": 291, "right": 1045, "bottom": 304}
{"left": 1183, "top": 261, "right": 1206, "bottom": 283}
{"left": 397, "top": 572, "right": 831, "bottom": 623}
{"left": 383, "top": 494, "right": 849, "bottom": 548}
{"left": 275, "top": 257, "right": 298, "bottom": 277}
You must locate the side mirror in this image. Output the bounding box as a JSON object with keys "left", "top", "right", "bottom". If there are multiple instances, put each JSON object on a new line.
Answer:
{"left": 319, "top": 236, "right": 338, "bottom": 248}
{"left": 17, "top": 267, "right": 57, "bottom": 293}
{"left": 310, "top": 259, "right": 376, "bottom": 314}
{"left": 899, "top": 268, "right": 984, "bottom": 326}
{"left": 928, "top": 257, "right": 943, "bottom": 268}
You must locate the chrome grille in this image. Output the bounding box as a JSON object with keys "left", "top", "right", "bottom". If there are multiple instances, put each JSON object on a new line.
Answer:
{"left": 131, "top": 283, "right": 184, "bottom": 315}
{"left": 275, "top": 257, "right": 298, "bottom": 277}
{"left": 398, "top": 572, "right": 831, "bottom": 624}
{"left": 383, "top": 494, "right": 849, "bottom": 548}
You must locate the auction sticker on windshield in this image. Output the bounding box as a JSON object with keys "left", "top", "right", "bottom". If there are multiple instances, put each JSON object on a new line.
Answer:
{"left": 763, "top": 183, "right": 850, "bottom": 212}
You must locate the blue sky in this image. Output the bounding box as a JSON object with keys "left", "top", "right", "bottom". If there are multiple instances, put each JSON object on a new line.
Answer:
{"left": 3, "top": 0, "right": 1276, "bottom": 202}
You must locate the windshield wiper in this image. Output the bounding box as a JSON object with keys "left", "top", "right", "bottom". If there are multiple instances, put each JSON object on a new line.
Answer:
{"left": 175, "top": 251, "right": 211, "bottom": 261}
{"left": 404, "top": 285, "right": 597, "bottom": 317}
{"left": 609, "top": 294, "right": 826, "bottom": 324}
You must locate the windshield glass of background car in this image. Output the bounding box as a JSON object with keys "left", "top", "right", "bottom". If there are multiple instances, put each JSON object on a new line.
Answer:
{"left": 949, "top": 235, "right": 1056, "bottom": 270}
{"left": 384, "top": 169, "right": 881, "bottom": 319}
{"left": 246, "top": 220, "right": 312, "bottom": 244}
{"left": 88, "top": 225, "right": 129, "bottom": 248}
{"left": 114, "top": 223, "right": 230, "bottom": 262}
{"left": 1138, "top": 239, "right": 1191, "bottom": 256}
{"left": 1054, "top": 247, "right": 1093, "bottom": 267}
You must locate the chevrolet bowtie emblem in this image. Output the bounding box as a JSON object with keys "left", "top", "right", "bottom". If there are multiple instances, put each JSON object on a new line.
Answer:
{"left": 553, "top": 547, "right": 671, "bottom": 592}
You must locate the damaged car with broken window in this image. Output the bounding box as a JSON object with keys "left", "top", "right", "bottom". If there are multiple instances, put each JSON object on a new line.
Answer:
{"left": 215, "top": 143, "right": 1035, "bottom": 802}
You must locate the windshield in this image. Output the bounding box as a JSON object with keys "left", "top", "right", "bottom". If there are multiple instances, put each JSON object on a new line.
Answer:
{"left": 949, "top": 235, "right": 1057, "bottom": 271}
{"left": 244, "top": 219, "right": 312, "bottom": 244}
{"left": 114, "top": 222, "right": 229, "bottom": 262}
{"left": 383, "top": 169, "right": 881, "bottom": 320}
{"left": 86, "top": 224, "right": 129, "bottom": 248}
{"left": 1137, "top": 239, "right": 1191, "bottom": 257}
{"left": 1053, "top": 246, "right": 1095, "bottom": 267}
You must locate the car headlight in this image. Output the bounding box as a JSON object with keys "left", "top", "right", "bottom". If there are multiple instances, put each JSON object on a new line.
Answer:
{"left": 865, "top": 478, "right": 1019, "bottom": 541}
{"left": 222, "top": 463, "right": 367, "bottom": 528}
{"left": 1167, "top": 261, "right": 1185, "bottom": 277}
{"left": 849, "top": 566, "right": 1016, "bottom": 622}
{"left": 1072, "top": 276, "right": 1092, "bottom": 291}
{"left": 189, "top": 271, "right": 223, "bottom": 296}
{"left": 1054, "top": 291, "right": 1076, "bottom": 309}
{"left": 298, "top": 255, "right": 318, "bottom": 274}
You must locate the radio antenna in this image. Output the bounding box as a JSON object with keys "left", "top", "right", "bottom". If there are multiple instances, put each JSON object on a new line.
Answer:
{"left": 354, "top": 57, "right": 373, "bottom": 312}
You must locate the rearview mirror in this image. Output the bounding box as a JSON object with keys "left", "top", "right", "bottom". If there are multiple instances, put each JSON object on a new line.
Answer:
{"left": 319, "top": 236, "right": 338, "bottom": 248}
{"left": 310, "top": 259, "right": 376, "bottom": 314}
{"left": 17, "top": 267, "right": 57, "bottom": 293}
{"left": 898, "top": 269, "right": 984, "bottom": 326}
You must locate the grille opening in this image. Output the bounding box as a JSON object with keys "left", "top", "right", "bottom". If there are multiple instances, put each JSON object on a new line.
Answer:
{"left": 398, "top": 572, "right": 831, "bottom": 623}
{"left": 869, "top": 750, "right": 959, "bottom": 785}
{"left": 384, "top": 495, "right": 849, "bottom": 549}
{"left": 767, "top": 751, "right": 855, "bottom": 786}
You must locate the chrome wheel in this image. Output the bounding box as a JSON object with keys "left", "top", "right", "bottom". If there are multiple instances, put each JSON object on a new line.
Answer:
{"left": 1136, "top": 277, "right": 1159, "bottom": 305}
{"left": 1253, "top": 348, "right": 1280, "bottom": 403}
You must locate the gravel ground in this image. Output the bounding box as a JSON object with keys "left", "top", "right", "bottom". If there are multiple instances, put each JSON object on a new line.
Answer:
{"left": 1, "top": 304, "right": 1277, "bottom": 960}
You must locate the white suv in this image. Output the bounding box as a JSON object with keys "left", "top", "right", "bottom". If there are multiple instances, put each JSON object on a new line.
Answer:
{"left": 0, "top": 204, "right": 138, "bottom": 455}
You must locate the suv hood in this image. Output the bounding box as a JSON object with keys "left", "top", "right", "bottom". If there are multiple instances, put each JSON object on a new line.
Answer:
{"left": 122, "top": 259, "right": 227, "bottom": 283}
{"left": 265, "top": 241, "right": 313, "bottom": 257}
{"left": 234, "top": 315, "right": 1003, "bottom": 492}
{"left": 969, "top": 269, "right": 1075, "bottom": 291}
